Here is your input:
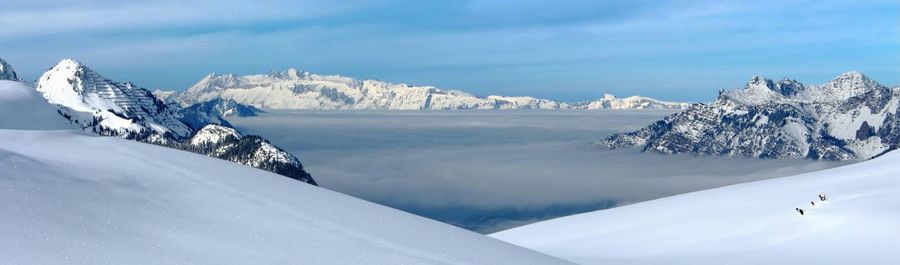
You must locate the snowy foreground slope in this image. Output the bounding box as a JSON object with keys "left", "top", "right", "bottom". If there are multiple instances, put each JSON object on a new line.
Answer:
{"left": 493, "top": 151, "right": 900, "bottom": 265}
{"left": 0, "top": 81, "right": 569, "bottom": 264}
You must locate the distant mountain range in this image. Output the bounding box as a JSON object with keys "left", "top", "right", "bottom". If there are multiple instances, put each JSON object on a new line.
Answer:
{"left": 29, "top": 58, "right": 315, "bottom": 185}
{"left": 158, "top": 68, "right": 690, "bottom": 110}
{"left": 600, "top": 71, "right": 900, "bottom": 161}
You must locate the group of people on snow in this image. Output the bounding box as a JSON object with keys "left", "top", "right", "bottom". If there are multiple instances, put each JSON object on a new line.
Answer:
{"left": 796, "top": 193, "right": 828, "bottom": 216}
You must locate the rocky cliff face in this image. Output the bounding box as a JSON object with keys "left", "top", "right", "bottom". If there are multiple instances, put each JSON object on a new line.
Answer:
{"left": 0, "top": 57, "right": 18, "bottom": 81}
{"left": 600, "top": 71, "right": 898, "bottom": 161}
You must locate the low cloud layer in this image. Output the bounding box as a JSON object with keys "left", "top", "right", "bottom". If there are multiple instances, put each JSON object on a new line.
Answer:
{"left": 231, "top": 111, "right": 848, "bottom": 232}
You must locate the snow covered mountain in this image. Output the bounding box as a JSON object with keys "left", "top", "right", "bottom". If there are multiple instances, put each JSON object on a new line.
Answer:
{"left": 600, "top": 71, "right": 899, "bottom": 160}
{"left": 0, "top": 57, "right": 18, "bottom": 81}
{"left": 36, "top": 59, "right": 192, "bottom": 142}
{"left": 182, "top": 124, "right": 315, "bottom": 184}
{"left": 492, "top": 149, "right": 900, "bottom": 265}
{"left": 33, "top": 59, "right": 315, "bottom": 184}
{"left": 0, "top": 80, "right": 568, "bottom": 265}
{"left": 170, "top": 68, "right": 688, "bottom": 110}
{"left": 572, "top": 94, "right": 691, "bottom": 110}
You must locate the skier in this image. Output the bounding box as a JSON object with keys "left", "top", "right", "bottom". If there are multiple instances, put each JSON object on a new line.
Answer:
{"left": 811, "top": 201, "right": 815, "bottom": 206}
{"left": 795, "top": 208, "right": 805, "bottom": 215}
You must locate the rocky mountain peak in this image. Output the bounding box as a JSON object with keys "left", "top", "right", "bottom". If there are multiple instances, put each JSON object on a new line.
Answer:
{"left": 746, "top": 76, "right": 774, "bottom": 90}
{"left": 37, "top": 59, "right": 193, "bottom": 140}
{"left": 0, "top": 57, "right": 19, "bottom": 81}
{"left": 775, "top": 78, "right": 805, "bottom": 96}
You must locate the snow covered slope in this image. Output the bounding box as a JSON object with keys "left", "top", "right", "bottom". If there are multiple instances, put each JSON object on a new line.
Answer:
{"left": 0, "top": 80, "right": 569, "bottom": 265}
{"left": 493, "top": 151, "right": 900, "bottom": 265}
{"left": 0, "top": 57, "right": 18, "bottom": 81}
{"left": 601, "top": 71, "right": 900, "bottom": 160}
{"left": 171, "top": 68, "right": 688, "bottom": 110}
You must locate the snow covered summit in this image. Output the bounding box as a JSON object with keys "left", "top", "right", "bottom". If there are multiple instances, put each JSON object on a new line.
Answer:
{"left": 36, "top": 59, "right": 192, "bottom": 141}
{"left": 601, "top": 71, "right": 899, "bottom": 160}
{"left": 493, "top": 149, "right": 900, "bottom": 265}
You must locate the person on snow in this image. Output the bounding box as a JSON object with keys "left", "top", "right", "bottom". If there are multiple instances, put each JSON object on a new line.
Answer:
{"left": 795, "top": 208, "right": 805, "bottom": 215}
{"left": 811, "top": 201, "right": 815, "bottom": 206}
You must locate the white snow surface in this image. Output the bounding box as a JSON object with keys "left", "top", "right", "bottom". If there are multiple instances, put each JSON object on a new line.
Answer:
{"left": 0, "top": 81, "right": 569, "bottom": 265}
{"left": 493, "top": 151, "right": 900, "bottom": 265}
{"left": 174, "top": 68, "right": 689, "bottom": 110}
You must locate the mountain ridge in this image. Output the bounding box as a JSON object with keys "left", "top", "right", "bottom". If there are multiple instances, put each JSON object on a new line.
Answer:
{"left": 165, "top": 68, "right": 691, "bottom": 110}
{"left": 600, "top": 71, "right": 899, "bottom": 161}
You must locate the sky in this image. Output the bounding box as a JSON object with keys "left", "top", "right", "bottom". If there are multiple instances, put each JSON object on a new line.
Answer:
{"left": 1, "top": 0, "right": 897, "bottom": 102}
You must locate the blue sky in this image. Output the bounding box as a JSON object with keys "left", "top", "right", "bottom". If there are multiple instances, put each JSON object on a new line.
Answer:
{"left": 1, "top": 0, "right": 897, "bottom": 102}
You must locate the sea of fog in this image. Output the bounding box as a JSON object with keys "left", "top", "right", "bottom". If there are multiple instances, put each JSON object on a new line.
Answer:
{"left": 229, "top": 110, "right": 849, "bottom": 233}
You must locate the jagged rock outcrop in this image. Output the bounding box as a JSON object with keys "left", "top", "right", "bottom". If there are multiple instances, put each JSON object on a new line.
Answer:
{"left": 0, "top": 57, "right": 18, "bottom": 81}
{"left": 600, "top": 71, "right": 898, "bottom": 161}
